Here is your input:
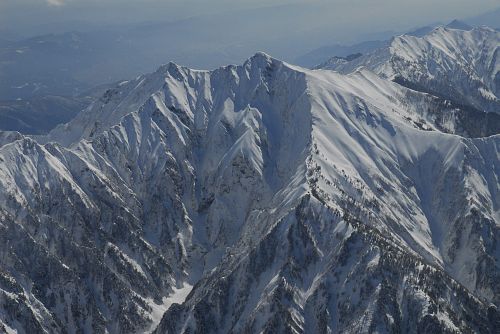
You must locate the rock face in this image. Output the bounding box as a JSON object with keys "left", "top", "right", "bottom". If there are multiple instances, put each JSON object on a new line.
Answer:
{"left": 318, "top": 26, "right": 500, "bottom": 114}
{"left": 0, "top": 49, "right": 498, "bottom": 333}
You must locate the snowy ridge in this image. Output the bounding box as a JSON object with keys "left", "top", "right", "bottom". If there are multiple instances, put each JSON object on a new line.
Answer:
{"left": 318, "top": 26, "right": 500, "bottom": 114}
{"left": 0, "top": 51, "right": 499, "bottom": 333}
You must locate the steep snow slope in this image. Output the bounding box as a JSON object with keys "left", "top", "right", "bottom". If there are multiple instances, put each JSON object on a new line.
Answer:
{"left": 0, "top": 53, "right": 499, "bottom": 333}
{"left": 318, "top": 26, "right": 500, "bottom": 114}
{"left": 155, "top": 56, "right": 500, "bottom": 333}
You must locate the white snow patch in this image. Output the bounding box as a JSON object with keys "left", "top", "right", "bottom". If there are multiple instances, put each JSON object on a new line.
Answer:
{"left": 144, "top": 282, "right": 193, "bottom": 333}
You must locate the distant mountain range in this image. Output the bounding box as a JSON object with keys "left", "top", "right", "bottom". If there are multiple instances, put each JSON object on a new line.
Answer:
{"left": 0, "top": 3, "right": 357, "bottom": 101}
{"left": 0, "top": 96, "right": 91, "bottom": 135}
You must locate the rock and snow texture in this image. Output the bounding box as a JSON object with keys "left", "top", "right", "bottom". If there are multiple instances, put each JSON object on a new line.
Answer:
{"left": 318, "top": 26, "right": 500, "bottom": 114}
{"left": 0, "top": 50, "right": 499, "bottom": 333}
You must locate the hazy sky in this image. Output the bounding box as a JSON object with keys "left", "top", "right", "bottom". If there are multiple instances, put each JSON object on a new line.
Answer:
{"left": 1, "top": 0, "right": 499, "bottom": 38}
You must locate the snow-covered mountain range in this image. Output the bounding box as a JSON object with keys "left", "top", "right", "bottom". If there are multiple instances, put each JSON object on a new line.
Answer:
{"left": 0, "top": 25, "right": 499, "bottom": 334}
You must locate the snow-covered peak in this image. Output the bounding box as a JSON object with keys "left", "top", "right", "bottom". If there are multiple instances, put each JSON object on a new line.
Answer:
{"left": 40, "top": 52, "right": 300, "bottom": 148}
{"left": 394, "top": 25, "right": 497, "bottom": 59}
{"left": 319, "top": 25, "right": 500, "bottom": 113}
{"left": 247, "top": 51, "right": 274, "bottom": 64}
{"left": 445, "top": 19, "right": 473, "bottom": 31}
{"left": 0, "top": 131, "right": 23, "bottom": 148}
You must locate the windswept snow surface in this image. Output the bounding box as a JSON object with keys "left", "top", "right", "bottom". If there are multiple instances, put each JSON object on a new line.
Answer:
{"left": 0, "top": 50, "right": 498, "bottom": 333}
